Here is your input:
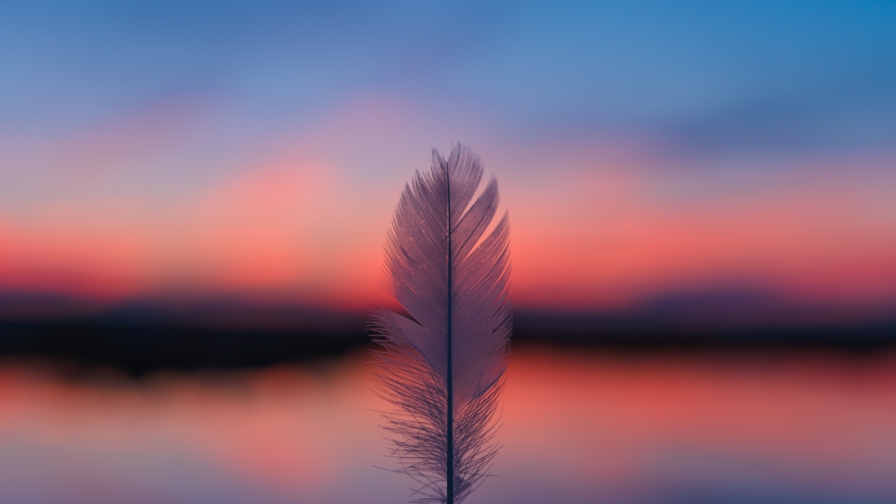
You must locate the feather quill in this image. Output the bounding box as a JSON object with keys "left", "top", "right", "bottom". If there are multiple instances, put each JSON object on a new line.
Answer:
{"left": 371, "top": 145, "right": 512, "bottom": 504}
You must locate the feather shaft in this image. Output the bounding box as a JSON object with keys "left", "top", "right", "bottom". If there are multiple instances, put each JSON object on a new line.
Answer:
{"left": 444, "top": 160, "right": 456, "bottom": 504}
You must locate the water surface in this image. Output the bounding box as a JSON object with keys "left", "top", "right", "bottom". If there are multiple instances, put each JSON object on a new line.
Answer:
{"left": 1, "top": 345, "right": 893, "bottom": 503}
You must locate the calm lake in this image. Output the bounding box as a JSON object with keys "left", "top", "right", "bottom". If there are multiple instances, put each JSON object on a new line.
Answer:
{"left": 1, "top": 344, "right": 894, "bottom": 504}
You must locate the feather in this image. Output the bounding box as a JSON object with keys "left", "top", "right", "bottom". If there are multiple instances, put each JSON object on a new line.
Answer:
{"left": 371, "top": 144, "right": 512, "bottom": 504}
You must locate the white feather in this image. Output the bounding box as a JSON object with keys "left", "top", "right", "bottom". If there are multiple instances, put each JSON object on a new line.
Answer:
{"left": 371, "top": 145, "right": 512, "bottom": 504}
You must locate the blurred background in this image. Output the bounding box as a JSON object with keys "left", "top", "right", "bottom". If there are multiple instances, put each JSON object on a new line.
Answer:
{"left": 1, "top": 1, "right": 895, "bottom": 503}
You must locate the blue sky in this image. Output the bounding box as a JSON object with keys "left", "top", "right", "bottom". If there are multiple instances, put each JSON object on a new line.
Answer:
{"left": 3, "top": 0, "right": 895, "bottom": 153}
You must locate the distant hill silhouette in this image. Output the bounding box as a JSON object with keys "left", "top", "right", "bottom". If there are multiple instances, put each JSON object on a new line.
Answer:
{"left": 1, "top": 291, "right": 893, "bottom": 374}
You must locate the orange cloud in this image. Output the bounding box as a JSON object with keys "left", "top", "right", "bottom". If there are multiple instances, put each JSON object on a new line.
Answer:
{"left": 506, "top": 154, "right": 896, "bottom": 310}
{"left": 2, "top": 100, "right": 895, "bottom": 316}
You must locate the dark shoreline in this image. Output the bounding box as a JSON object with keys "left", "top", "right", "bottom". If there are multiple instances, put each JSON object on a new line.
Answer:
{"left": 2, "top": 309, "right": 894, "bottom": 375}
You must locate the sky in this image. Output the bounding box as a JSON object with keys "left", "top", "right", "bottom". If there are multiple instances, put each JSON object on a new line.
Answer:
{"left": 1, "top": 1, "right": 895, "bottom": 319}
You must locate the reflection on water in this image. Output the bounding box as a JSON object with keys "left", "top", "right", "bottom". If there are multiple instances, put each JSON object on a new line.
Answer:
{"left": 0, "top": 345, "right": 894, "bottom": 504}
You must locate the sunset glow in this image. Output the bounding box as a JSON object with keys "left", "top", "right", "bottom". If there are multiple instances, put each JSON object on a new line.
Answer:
{"left": 2, "top": 127, "right": 895, "bottom": 314}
